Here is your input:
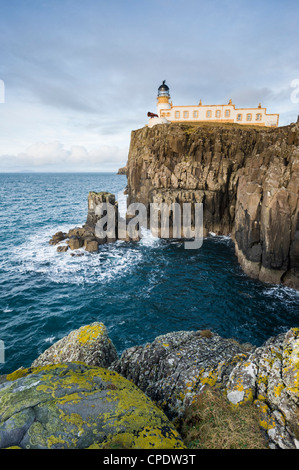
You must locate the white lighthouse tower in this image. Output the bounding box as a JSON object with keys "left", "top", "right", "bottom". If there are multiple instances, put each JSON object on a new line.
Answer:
{"left": 147, "top": 80, "right": 171, "bottom": 128}
{"left": 157, "top": 80, "right": 171, "bottom": 115}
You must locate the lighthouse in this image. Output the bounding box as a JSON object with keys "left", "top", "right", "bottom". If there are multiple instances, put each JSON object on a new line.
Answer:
{"left": 157, "top": 80, "right": 171, "bottom": 115}
{"left": 156, "top": 80, "right": 279, "bottom": 127}
{"left": 147, "top": 80, "right": 172, "bottom": 128}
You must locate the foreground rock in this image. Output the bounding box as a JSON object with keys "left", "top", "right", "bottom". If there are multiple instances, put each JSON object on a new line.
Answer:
{"left": 31, "top": 323, "right": 118, "bottom": 369}
{"left": 226, "top": 327, "right": 299, "bottom": 449}
{"left": 112, "top": 329, "right": 252, "bottom": 420}
{"left": 3, "top": 323, "right": 299, "bottom": 449}
{"left": 113, "top": 326, "right": 299, "bottom": 449}
{"left": 126, "top": 122, "right": 299, "bottom": 289}
{"left": 0, "top": 363, "right": 185, "bottom": 449}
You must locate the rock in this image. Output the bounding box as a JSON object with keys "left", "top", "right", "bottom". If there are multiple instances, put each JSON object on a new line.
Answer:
{"left": 226, "top": 328, "right": 299, "bottom": 449}
{"left": 85, "top": 191, "right": 118, "bottom": 243}
{"left": 117, "top": 166, "right": 127, "bottom": 175}
{"left": 111, "top": 329, "right": 250, "bottom": 420}
{"left": 84, "top": 239, "right": 99, "bottom": 252}
{"left": 50, "top": 191, "right": 119, "bottom": 253}
{"left": 31, "top": 323, "right": 118, "bottom": 369}
{"left": 0, "top": 363, "right": 185, "bottom": 449}
{"left": 112, "top": 326, "right": 299, "bottom": 449}
{"left": 56, "top": 245, "right": 69, "bottom": 253}
{"left": 67, "top": 227, "right": 86, "bottom": 238}
{"left": 68, "top": 236, "right": 84, "bottom": 250}
{"left": 126, "top": 122, "right": 299, "bottom": 289}
{"left": 70, "top": 252, "right": 84, "bottom": 257}
{"left": 49, "top": 231, "right": 67, "bottom": 245}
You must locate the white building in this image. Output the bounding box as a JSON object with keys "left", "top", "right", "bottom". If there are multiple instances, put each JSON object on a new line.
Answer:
{"left": 150, "top": 81, "right": 279, "bottom": 128}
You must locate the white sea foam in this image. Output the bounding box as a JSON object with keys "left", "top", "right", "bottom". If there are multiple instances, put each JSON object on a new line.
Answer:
{"left": 9, "top": 222, "right": 143, "bottom": 285}
{"left": 116, "top": 189, "right": 128, "bottom": 219}
{"left": 139, "top": 227, "right": 160, "bottom": 247}
{"left": 44, "top": 336, "right": 56, "bottom": 343}
{"left": 263, "top": 285, "right": 299, "bottom": 300}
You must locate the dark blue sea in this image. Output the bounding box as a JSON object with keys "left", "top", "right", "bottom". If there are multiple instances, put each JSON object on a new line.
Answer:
{"left": 0, "top": 172, "right": 298, "bottom": 374}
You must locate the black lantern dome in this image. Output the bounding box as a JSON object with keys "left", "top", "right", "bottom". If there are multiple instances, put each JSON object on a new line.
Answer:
{"left": 158, "top": 80, "right": 170, "bottom": 97}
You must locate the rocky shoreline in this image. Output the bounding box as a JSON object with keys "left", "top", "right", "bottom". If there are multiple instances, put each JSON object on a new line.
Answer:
{"left": 1, "top": 323, "right": 299, "bottom": 449}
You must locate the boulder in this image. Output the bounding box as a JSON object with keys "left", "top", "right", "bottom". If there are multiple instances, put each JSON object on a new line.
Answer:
{"left": 56, "top": 245, "right": 69, "bottom": 253}
{"left": 84, "top": 239, "right": 99, "bottom": 252}
{"left": 68, "top": 236, "right": 84, "bottom": 250}
{"left": 112, "top": 329, "right": 251, "bottom": 420}
{"left": 49, "top": 231, "right": 67, "bottom": 245}
{"left": 226, "top": 327, "right": 299, "bottom": 449}
{"left": 0, "top": 363, "right": 185, "bottom": 449}
{"left": 31, "top": 323, "right": 118, "bottom": 369}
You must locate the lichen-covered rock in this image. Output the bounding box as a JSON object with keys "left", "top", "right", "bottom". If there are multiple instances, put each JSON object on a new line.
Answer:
{"left": 226, "top": 328, "right": 299, "bottom": 449}
{"left": 0, "top": 363, "right": 185, "bottom": 449}
{"left": 31, "top": 323, "right": 118, "bottom": 369}
{"left": 111, "top": 329, "right": 251, "bottom": 420}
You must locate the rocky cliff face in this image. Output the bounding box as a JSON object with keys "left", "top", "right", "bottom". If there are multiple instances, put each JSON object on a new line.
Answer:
{"left": 126, "top": 122, "right": 299, "bottom": 289}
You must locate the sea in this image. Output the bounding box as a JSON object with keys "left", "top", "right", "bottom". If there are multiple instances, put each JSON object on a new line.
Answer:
{"left": 0, "top": 172, "right": 298, "bottom": 374}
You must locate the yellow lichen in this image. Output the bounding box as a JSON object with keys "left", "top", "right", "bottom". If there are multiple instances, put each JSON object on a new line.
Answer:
{"left": 6, "top": 368, "right": 30, "bottom": 382}
{"left": 47, "top": 435, "right": 69, "bottom": 449}
{"left": 77, "top": 323, "right": 105, "bottom": 344}
{"left": 273, "top": 383, "right": 285, "bottom": 397}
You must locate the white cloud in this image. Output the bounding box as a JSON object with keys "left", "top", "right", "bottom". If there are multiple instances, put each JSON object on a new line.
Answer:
{"left": 0, "top": 141, "right": 128, "bottom": 172}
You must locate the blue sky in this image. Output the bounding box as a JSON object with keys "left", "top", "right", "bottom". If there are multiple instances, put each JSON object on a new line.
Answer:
{"left": 0, "top": 0, "right": 298, "bottom": 172}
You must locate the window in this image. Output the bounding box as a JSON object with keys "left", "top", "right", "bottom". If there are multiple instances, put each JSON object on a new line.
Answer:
{"left": 237, "top": 114, "right": 242, "bottom": 121}
{"left": 216, "top": 110, "right": 221, "bottom": 118}
{"left": 183, "top": 111, "right": 189, "bottom": 119}
{"left": 247, "top": 113, "right": 252, "bottom": 121}
{"left": 206, "top": 110, "right": 212, "bottom": 118}
{"left": 225, "top": 109, "right": 230, "bottom": 117}
{"left": 175, "top": 111, "right": 180, "bottom": 119}
{"left": 256, "top": 113, "right": 262, "bottom": 121}
{"left": 193, "top": 110, "right": 198, "bottom": 118}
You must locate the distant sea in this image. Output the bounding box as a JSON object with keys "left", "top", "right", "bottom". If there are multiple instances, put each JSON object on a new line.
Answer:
{"left": 0, "top": 172, "right": 298, "bottom": 374}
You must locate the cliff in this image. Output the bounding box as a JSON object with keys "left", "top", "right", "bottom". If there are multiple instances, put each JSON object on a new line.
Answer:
{"left": 117, "top": 165, "right": 127, "bottom": 175}
{"left": 126, "top": 122, "right": 299, "bottom": 289}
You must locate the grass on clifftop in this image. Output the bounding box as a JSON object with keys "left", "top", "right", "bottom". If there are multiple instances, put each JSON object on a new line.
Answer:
{"left": 180, "top": 387, "right": 269, "bottom": 449}
{"left": 176, "top": 121, "right": 272, "bottom": 136}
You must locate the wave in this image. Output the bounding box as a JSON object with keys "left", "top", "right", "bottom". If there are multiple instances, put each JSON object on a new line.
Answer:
{"left": 7, "top": 223, "right": 144, "bottom": 285}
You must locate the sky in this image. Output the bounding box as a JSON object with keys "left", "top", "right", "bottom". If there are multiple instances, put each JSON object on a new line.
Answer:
{"left": 0, "top": 0, "right": 298, "bottom": 172}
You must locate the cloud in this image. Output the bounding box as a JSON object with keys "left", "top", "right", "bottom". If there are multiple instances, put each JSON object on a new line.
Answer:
{"left": 0, "top": 141, "right": 128, "bottom": 172}
{"left": 0, "top": 0, "right": 298, "bottom": 172}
